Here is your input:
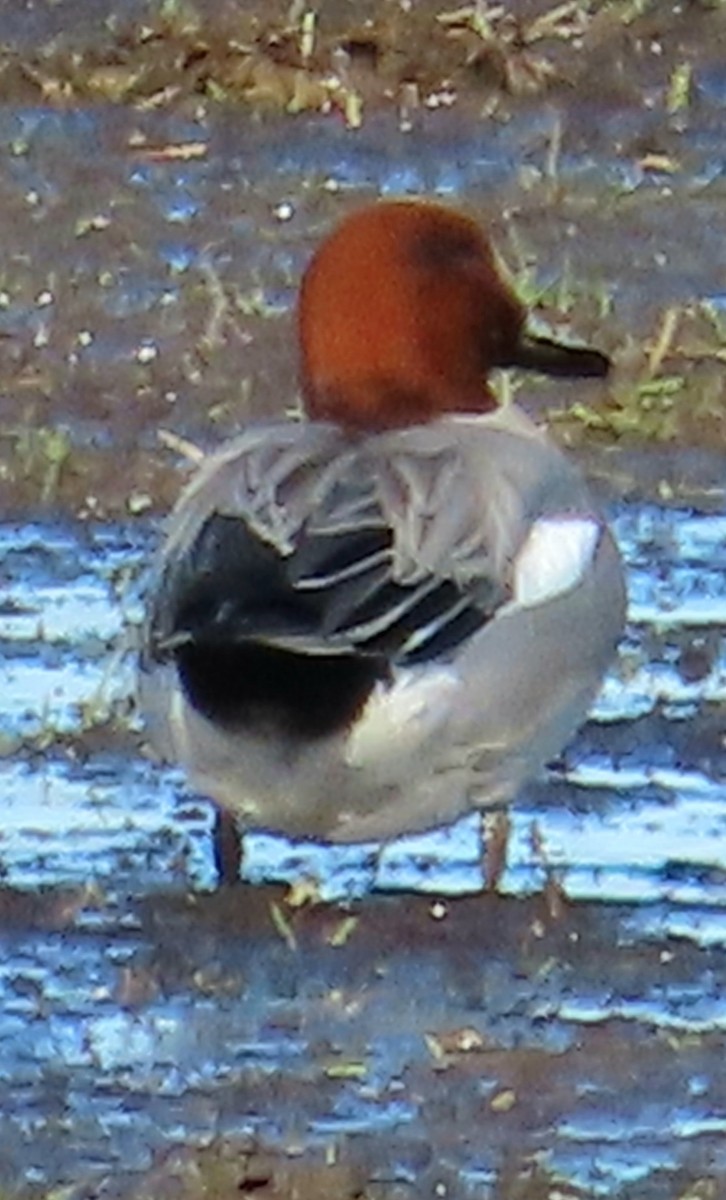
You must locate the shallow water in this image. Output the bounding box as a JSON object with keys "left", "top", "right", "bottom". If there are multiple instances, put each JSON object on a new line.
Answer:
{"left": 0, "top": 497, "right": 725, "bottom": 1196}
{"left": 2, "top": 503, "right": 725, "bottom": 905}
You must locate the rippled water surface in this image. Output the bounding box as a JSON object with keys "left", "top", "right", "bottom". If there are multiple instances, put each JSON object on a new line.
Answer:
{"left": 0, "top": 497, "right": 724, "bottom": 1197}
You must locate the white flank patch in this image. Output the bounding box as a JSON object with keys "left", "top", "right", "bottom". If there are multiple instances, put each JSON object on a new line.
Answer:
{"left": 513, "top": 516, "right": 600, "bottom": 608}
{"left": 345, "top": 666, "right": 458, "bottom": 768}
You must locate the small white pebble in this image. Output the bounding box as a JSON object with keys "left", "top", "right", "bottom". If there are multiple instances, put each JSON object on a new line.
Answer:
{"left": 274, "top": 201, "right": 294, "bottom": 221}
{"left": 33, "top": 327, "right": 49, "bottom": 348}
{"left": 36, "top": 290, "right": 53, "bottom": 307}
{"left": 425, "top": 88, "right": 456, "bottom": 109}
{"left": 490, "top": 1088, "right": 517, "bottom": 1113}
{"left": 77, "top": 330, "right": 93, "bottom": 347}
{"left": 136, "top": 343, "right": 158, "bottom": 364}
{"left": 76, "top": 214, "right": 111, "bottom": 236}
{"left": 26, "top": 190, "right": 40, "bottom": 206}
{"left": 128, "top": 492, "right": 153, "bottom": 515}
{"left": 323, "top": 177, "right": 341, "bottom": 192}
{"left": 429, "top": 900, "right": 448, "bottom": 921}
{"left": 0, "top": 293, "right": 10, "bottom": 309}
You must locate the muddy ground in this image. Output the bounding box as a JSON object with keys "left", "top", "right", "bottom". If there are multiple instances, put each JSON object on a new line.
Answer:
{"left": 0, "top": 2, "right": 725, "bottom": 1198}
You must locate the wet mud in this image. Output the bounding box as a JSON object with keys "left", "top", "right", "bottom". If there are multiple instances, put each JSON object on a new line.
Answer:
{"left": 0, "top": 2, "right": 725, "bottom": 1198}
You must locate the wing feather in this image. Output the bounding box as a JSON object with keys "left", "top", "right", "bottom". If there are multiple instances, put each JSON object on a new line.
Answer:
{"left": 148, "top": 421, "right": 529, "bottom": 670}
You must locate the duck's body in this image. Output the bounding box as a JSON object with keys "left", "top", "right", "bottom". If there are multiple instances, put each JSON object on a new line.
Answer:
{"left": 142, "top": 405, "right": 622, "bottom": 842}
{"left": 141, "top": 200, "right": 625, "bottom": 855}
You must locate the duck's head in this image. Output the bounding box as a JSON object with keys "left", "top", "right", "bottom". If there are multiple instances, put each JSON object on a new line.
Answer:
{"left": 298, "top": 200, "right": 609, "bottom": 430}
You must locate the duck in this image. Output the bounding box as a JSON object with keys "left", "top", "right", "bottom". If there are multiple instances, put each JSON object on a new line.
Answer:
{"left": 140, "top": 200, "right": 626, "bottom": 881}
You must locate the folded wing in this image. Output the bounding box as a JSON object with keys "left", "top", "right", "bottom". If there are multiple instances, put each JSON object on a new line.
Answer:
{"left": 144, "top": 425, "right": 511, "bottom": 737}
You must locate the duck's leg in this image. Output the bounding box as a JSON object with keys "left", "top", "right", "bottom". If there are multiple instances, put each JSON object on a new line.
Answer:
{"left": 213, "top": 807, "right": 244, "bottom": 886}
{"left": 482, "top": 808, "right": 511, "bottom": 891}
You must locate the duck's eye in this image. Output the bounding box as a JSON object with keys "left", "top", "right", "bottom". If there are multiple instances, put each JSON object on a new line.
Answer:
{"left": 409, "top": 224, "right": 483, "bottom": 274}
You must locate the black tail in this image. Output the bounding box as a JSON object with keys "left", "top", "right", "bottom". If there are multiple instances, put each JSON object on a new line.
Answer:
{"left": 149, "top": 515, "right": 388, "bottom": 739}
